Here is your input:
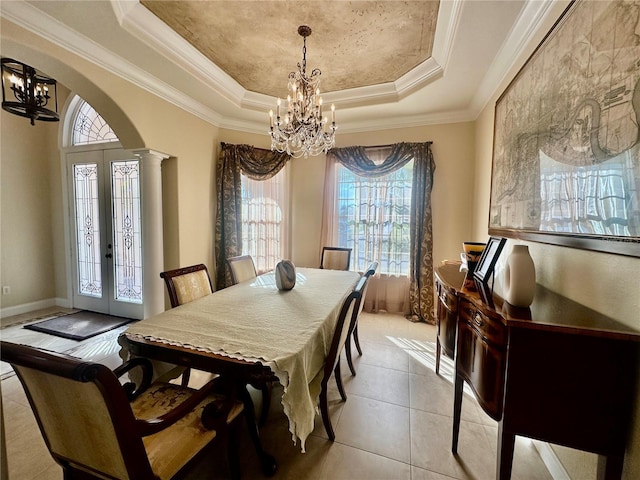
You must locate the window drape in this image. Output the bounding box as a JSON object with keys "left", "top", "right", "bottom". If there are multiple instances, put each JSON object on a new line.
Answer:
{"left": 214, "top": 143, "right": 289, "bottom": 289}
{"left": 321, "top": 142, "right": 436, "bottom": 323}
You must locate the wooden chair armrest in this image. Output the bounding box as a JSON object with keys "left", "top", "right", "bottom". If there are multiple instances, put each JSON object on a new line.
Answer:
{"left": 135, "top": 376, "right": 225, "bottom": 437}
{"left": 113, "top": 357, "right": 153, "bottom": 400}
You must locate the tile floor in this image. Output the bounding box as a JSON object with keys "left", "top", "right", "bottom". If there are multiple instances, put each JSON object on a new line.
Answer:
{"left": 1, "top": 309, "right": 552, "bottom": 479}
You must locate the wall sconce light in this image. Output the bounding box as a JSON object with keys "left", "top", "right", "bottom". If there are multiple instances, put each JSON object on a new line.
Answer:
{"left": 1, "top": 58, "right": 59, "bottom": 126}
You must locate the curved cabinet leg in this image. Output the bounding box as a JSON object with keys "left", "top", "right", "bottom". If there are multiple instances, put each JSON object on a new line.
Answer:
{"left": 497, "top": 421, "right": 515, "bottom": 480}
{"left": 596, "top": 453, "right": 624, "bottom": 480}
{"left": 452, "top": 373, "right": 463, "bottom": 454}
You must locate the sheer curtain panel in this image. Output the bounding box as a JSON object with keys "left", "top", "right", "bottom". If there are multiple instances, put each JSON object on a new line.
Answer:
{"left": 214, "top": 143, "right": 290, "bottom": 289}
{"left": 241, "top": 167, "right": 290, "bottom": 274}
{"left": 321, "top": 143, "right": 436, "bottom": 323}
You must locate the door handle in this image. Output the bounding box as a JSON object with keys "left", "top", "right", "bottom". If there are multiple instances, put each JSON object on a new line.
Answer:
{"left": 105, "top": 253, "right": 113, "bottom": 259}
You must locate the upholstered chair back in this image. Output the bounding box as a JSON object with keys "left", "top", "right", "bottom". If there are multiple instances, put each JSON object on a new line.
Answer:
{"left": 227, "top": 255, "right": 257, "bottom": 284}
{"left": 320, "top": 247, "right": 352, "bottom": 271}
{"left": 172, "top": 270, "right": 213, "bottom": 305}
{"left": 160, "top": 264, "right": 213, "bottom": 308}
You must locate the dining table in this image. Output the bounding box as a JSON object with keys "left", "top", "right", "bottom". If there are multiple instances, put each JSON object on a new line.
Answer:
{"left": 119, "top": 266, "right": 360, "bottom": 469}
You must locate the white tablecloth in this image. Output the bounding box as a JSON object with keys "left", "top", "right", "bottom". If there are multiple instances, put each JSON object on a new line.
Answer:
{"left": 124, "top": 267, "right": 360, "bottom": 450}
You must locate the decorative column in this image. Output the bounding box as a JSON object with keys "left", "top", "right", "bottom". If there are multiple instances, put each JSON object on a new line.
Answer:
{"left": 132, "top": 148, "right": 169, "bottom": 318}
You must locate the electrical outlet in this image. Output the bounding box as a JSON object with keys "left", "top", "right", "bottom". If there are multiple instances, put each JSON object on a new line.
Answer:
{"left": 2, "top": 286, "right": 10, "bottom": 295}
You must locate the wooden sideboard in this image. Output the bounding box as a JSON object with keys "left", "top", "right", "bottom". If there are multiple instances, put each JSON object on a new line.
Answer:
{"left": 434, "top": 261, "right": 640, "bottom": 480}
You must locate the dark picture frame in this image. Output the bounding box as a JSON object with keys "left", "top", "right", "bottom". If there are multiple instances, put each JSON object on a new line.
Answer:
{"left": 473, "top": 237, "right": 506, "bottom": 285}
{"left": 473, "top": 278, "right": 495, "bottom": 309}
{"left": 488, "top": 0, "right": 640, "bottom": 258}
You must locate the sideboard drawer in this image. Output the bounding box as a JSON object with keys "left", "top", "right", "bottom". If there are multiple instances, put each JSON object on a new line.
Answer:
{"left": 459, "top": 299, "right": 505, "bottom": 346}
{"left": 436, "top": 281, "right": 459, "bottom": 360}
{"left": 439, "top": 288, "right": 458, "bottom": 313}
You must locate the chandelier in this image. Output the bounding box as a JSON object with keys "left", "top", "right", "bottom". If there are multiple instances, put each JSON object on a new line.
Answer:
{"left": 1, "top": 58, "right": 59, "bottom": 126}
{"left": 269, "top": 26, "right": 336, "bottom": 158}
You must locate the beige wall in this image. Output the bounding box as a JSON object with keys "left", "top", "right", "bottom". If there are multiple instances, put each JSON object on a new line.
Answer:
{"left": 472, "top": 3, "right": 640, "bottom": 478}
{"left": 0, "top": 111, "right": 58, "bottom": 309}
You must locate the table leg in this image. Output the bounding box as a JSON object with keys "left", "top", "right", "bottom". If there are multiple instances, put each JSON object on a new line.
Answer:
{"left": 436, "top": 338, "right": 442, "bottom": 375}
{"left": 596, "top": 453, "right": 624, "bottom": 480}
{"left": 238, "top": 383, "right": 277, "bottom": 476}
{"left": 452, "top": 372, "right": 463, "bottom": 453}
{"left": 497, "top": 421, "right": 515, "bottom": 480}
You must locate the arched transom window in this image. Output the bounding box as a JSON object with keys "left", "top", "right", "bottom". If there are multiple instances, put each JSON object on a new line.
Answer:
{"left": 72, "top": 100, "right": 118, "bottom": 145}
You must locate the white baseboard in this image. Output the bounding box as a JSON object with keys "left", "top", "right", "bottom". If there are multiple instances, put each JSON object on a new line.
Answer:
{"left": 533, "top": 440, "right": 571, "bottom": 480}
{"left": 0, "top": 297, "right": 70, "bottom": 319}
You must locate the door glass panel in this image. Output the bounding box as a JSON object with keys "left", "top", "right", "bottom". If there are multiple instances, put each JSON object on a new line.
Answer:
{"left": 111, "top": 160, "right": 143, "bottom": 304}
{"left": 73, "top": 163, "right": 102, "bottom": 297}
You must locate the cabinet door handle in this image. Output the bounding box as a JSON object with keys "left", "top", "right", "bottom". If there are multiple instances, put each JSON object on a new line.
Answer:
{"left": 473, "top": 312, "right": 484, "bottom": 327}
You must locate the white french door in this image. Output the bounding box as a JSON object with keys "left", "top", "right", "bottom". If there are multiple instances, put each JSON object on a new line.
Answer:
{"left": 67, "top": 149, "right": 143, "bottom": 319}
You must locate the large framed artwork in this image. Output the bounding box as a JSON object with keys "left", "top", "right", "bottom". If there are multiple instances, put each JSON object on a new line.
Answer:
{"left": 489, "top": 0, "right": 640, "bottom": 257}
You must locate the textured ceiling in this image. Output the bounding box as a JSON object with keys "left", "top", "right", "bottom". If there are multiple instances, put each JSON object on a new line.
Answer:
{"left": 140, "top": 1, "right": 439, "bottom": 96}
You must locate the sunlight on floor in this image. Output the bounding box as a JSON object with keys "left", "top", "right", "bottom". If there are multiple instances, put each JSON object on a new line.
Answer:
{"left": 385, "top": 335, "right": 478, "bottom": 397}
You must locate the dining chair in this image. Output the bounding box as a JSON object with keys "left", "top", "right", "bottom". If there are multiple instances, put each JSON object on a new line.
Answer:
{"left": 160, "top": 263, "right": 213, "bottom": 308}
{"left": 320, "top": 246, "right": 352, "bottom": 271}
{"left": 227, "top": 255, "right": 257, "bottom": 284}
{"left": 160, "top": 263, "right": 214, "bottom": 386}
{"left": 315, "top": 276, "right": 366, "bottom": 441}
{"left": 345, "top": 261, "right": 378, "bottom": 376}
{"left": 1, "top": 341, "right": 245, "bottom": 480}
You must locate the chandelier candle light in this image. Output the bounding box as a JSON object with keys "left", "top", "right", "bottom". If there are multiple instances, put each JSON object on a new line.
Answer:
{"left": 1, "top": 58, "right": 59, "bottom": 125}
{"left": 269, "top": 25, "right": 336, "bottom": 158}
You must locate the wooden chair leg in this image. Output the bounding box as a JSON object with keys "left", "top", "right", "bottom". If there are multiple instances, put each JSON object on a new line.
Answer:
{"left": 345, "top": 336, "right": 357, "bottom": 376}
{"left": 180, "top": 367, "right": 191, "bottom": 387}
{"left": 319, "top": 386, "right": 335, "bottom": 441}
{"left": 353, "top": 323, "right": 363, "bottom": 356}
{"left": 334, "top": 359, "right": 347, "bottom": 401}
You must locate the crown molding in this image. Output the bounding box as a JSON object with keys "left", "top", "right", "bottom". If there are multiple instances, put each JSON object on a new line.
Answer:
{"left": 468, "top": 0, "right": 560, "bottom": 119}
{"left": 1, "top": 0, "right": 225, "bottom": 127}
{"left": 431, "top": 0, "right": 463, "bottom": 74}
{"left": 1, "top": 0, "right": 551, "bottom": 134}
{"left": 111, "top": 0, "right": 245, "bottom": 107}
{"left": 112, "top": 0, "right": 458, "bottom": 111}
{"left": 219, "top": 106, "right": 476, "bottom": 136}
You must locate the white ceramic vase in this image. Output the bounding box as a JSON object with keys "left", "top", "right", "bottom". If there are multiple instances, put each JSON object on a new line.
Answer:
{"left": 503, "top": 245, "right": 536, "bottom": 307}
{"left": 275, "top": 260, "right": 296, "bottom": 291}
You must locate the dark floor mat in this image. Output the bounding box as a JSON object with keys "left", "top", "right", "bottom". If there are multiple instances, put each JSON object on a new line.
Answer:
{"left": 24, "top": 311, "right": 134, "bottom": 341}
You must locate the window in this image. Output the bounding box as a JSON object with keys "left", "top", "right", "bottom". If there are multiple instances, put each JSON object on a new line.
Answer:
{"left": 72, "top": 100, "right": 118, "bottom": 145}
{"left": 335, "top": 160, "right": 413, "bottom": 275}
{"left": 241, "top": 166, "right": 289, "bottom": 273}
